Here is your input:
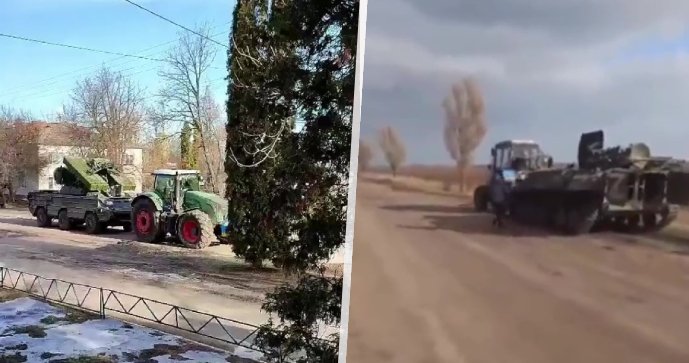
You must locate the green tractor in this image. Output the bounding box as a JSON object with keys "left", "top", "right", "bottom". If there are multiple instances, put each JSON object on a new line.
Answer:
{"left": 130, "top": 169, "right": 230, "bottom": 249}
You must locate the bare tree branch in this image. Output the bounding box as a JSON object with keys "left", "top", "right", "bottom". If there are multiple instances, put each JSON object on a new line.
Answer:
{"left": 62, "top": 66, "right": 146, "bottom": 165}
{"left": 378, "top": 126, "right": 406, "bottom": 177}
{"left": 442, "top": 77, "right": 488, "bottom": 191}
{"left": 0, "top": 105, "right": 49, "bottom": 200}
{"left": 156, "top": 23, "right": 232, "bottom": 192}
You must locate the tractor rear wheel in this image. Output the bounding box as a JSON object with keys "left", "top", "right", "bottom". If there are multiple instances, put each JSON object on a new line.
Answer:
{"left": 473, "top": 185, "right": 489, "bottom": 212}
{"left": 132, "top": 199, "right": 163, "bottom": 243}
{"left": 177, "top": 210, "right": 215, "bottom": 249}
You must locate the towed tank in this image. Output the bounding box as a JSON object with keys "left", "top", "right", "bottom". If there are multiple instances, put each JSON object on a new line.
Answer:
{"left": 507, "top": 130, "right": 689, "bottom": 235}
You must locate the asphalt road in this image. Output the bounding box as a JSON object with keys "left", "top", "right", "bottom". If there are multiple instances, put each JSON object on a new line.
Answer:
{"left": 346, "top": 179, "right": 689, "bottom": 363}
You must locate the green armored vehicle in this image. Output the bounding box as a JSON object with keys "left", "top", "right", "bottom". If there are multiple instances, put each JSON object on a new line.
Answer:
{"left": 500, "top": 130, "right": 689, "bottom": 235}
{"left": 131, "top": 169, "right": 230, "bottom": 249}
{"left": 27, "top": 157, "right": 136, "bottom": 234}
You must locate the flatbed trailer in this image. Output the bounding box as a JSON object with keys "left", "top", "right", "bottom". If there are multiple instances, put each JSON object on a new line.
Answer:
{"left": 27, "top": 190, "right": 133, "bottom": 234}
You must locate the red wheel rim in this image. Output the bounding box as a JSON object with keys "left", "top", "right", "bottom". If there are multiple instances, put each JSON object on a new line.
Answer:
{"left": 136, "top": 210, "right": 153, "bottom": 234}
{"left": 181, "top": 220, "right": 200, "bottom": 244}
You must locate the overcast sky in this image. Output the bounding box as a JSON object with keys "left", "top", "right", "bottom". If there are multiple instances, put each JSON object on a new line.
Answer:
{"left": 360, "top": 0, "right": 689, "bottom": 164}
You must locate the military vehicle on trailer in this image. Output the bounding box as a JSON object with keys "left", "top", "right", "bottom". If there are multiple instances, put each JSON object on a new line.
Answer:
{"left": 131, "top": 169, "right": 230, "bottom": 249}
{"left": 27, "top": 157, "right": 136, "bottom": 234}
{"left": 476, "top": 130, "right": 689, "bottom": 235}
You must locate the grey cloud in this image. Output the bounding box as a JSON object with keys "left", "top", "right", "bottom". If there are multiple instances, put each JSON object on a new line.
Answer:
{"left": 391, "top": 0, "right": 689, "bottom": 43}
{"left": 361, "top": 60, "right": 689, "bottom": 164}
{"left": 359, "top": 0, "right": 689, "bottom": 165}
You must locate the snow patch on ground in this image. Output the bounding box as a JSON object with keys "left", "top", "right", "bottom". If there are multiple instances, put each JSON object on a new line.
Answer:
{"left": 0, "top": 296, "right": 265, "bottom": 362}
{"left": 0, "top": 297, "right": 65, "bottom": 328}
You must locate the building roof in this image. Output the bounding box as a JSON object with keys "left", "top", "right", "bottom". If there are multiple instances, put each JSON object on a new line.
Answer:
{"left": 35, "top": 121, "right": 91, "bottom": 146}
{"left": 32, "top": 121, "right": 144, "bottom": 149}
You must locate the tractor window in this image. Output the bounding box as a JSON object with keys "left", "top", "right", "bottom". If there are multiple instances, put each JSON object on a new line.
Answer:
{"left": 154, "top": 175, "right": 175, "bottom": 202}
{"left": 495, "top": 147, "right": 514, "bottom": 170}
{"left": 502, "top": 149, "right": 512, "bottom": 169}
{"left": 180, "top": 175, "right": 201, "bottom": 191}
{"left": 495, "top": 148, "right": 503, "bottom": 169}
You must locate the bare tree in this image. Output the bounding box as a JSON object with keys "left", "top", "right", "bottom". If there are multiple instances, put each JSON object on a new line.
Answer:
{"left": 141, "top": 136, "right": 174, "bottom": 189}
{"left": 378, "top": 126, "right": 406, "bottom": 177}
{"left": 443, "top": 77, "right": 487, "bottom": 191}
{"left": 0, "top": 106, "right": 48, "bottom": 200}
{"left": 54, "top": 106, "right": 99, "bottom": 158}
{"left": 155, "top": 24, "right": 227, "bottom": 192}
{"left": 64, "top": 67, "right": 146, "bottom": 165}
{"left": 197, "top": 92, "right": 227, "bottom": 192}
{"left": 358, "top": 139, "right": 375, "bottom": 172}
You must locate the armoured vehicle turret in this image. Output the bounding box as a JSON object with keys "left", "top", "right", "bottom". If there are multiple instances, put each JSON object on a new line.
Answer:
{"left": 27, "top": 157, "right": 136, "bottom": 234}
{"left": 505, "top": 130, "right": 689, "bottom": 235}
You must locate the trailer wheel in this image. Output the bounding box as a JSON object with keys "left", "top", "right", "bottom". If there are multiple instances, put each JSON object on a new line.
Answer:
{"left": 177, "top": 210, "right": 215, "bottom": 249}
{"left": 83, "top": 213, "right": 103, "bottom": 234}
{"left": 58, "top": 209, "right": 73, "bottom": 230}
{"left": 35, "top": 207, "right": 51, "bottom": 228}
{"left": 132, "top": 199, "right": 163, "bottom": 243}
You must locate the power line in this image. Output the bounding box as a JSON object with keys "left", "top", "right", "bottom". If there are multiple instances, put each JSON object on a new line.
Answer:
{"left": 0, "top": 33, "right": 165, "bottom": 61}
{"left": 121, "top": 0, "right": 228, "bottom": 49}
{"left": 0, "top": 30, "right": 229, "bottom": 99}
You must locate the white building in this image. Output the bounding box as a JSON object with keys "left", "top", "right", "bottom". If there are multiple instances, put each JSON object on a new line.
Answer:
{"left": 15, "top": 122, "right": 144, "bottom": 196}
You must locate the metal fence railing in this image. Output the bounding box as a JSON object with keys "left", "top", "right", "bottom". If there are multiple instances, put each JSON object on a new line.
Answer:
{"left": 0, "top": 266, "right": 264, "bottom": 353}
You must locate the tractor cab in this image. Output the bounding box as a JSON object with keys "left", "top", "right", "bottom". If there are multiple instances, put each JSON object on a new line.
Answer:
{"left": 474, "top": 139, "right": 552, "bottom": 212}
{"left": 151, "top": 169, "right": 204, "bottom": 212}
{"left": 490, "top": 140, "right": 552, "bottom": 178}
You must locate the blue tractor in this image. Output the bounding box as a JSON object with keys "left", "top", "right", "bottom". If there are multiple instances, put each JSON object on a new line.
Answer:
{"left": 473, "top": 139, "right": 553, "bottom": 212}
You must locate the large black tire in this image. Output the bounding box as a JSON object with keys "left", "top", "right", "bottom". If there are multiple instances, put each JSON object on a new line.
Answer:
{"left": 132, "top": 199, "right": 164, "bottom": 243}
{"left": 84, "top": 212, "right": 104, "bottom": 235}
{"left": 177, "top": 209, "right": 215, "bottom": 249}
{"left": 564, "top": 205, "right": 599, "bottom": 235}
{"left": 58, "top": 209, "right": 73, "bottom": 230}
{"left": 35, "top": 207, "right": 51, "bottom": 228}
{"left": 473, "top": 185, "right": 489, "bottom": 212}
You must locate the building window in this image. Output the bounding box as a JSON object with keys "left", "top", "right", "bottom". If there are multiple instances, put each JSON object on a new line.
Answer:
{"left": 122, "top": 153, "right": 135, "bottom": 165}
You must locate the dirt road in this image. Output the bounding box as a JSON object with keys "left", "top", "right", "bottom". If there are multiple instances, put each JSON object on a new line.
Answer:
{"left": 0, "top": 205, "right": 343, "bottom": 350}
{"left": 0, "top": 208, "right": 282, "bottom": 341}
{"left": 346, "top": 178, "right": 689, "bottom": 363}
